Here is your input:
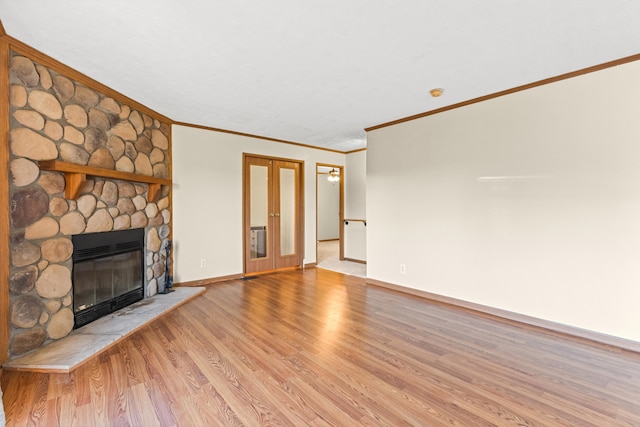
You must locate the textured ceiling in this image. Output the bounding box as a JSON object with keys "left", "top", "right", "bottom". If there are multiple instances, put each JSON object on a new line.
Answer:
{"left": 1, "top": 1, "right": 639, "bottom": 152}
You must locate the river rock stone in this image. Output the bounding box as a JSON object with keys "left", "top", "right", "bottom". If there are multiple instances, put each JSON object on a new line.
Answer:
{"left": 36, "top": 264, "right": 72, "bottom": 299}
{"left": 119, "top": 105, "right": 131, "bottom": 119}
{"left": 135, "top": 135, "right": 153, "bottom": 154}
{"left": 12, "top": 295, "right": 44, "bottom": 329}
{"left": 50, "top": 197, "right": 69, "bottom": 217}
{"left": 162, "top": 208, "right": 170, "bottom": 223}
{"left": 148, "top": 215, "right": 163, "bottom": 227}
{"left": 10, "top": 158, "right": 40, "bottom": 187}
{"left": 106, "top": 135, "right": 125, "bottom": 159}
{"left": 124, "top": 142, "right": 137, "bottom": 160}
{"left": 60, "top": 142, "right": 90, "bottom": 165}
{"left": 77, "top": 194, "right": 97, "bottom": 218}
{"left": 135, "top": 153, "right": 153, "bottom": 176}
{"left": 41, "top": 238, "right": 73, "bottom": 263}
{"left": 101, "top": 181, "right": 118, "bottom": 205}
{"left": 10, "top": 128, "right": 58, "bottom": 160}
{"left": 11, "top": 187, "right": 49, "bottom": 228}
{"left": 11, "top": 56, "right": 39, "bottom": 86}
{"left": 147, "top": 227, "right": 161, "bottom": 252}
{"left": 74, "top": 86, "right": 99, "bottom": 108}
{"left": 38, "top": 172, "right": 66, "bottom": 194}
{"left": 152, "top": 260, "right": 164, "bottom": 279}
{"left": 149, "top": 147, "right": 165, "bottom": 165}
{"left": 64, "top": 104, "right": 88, "bottom": 128}
{"left": 131, "top": 211, "right": 148, "bottom": 228}
{"left": 117, "top": 181, "right": 136, "bottom": 198}
{"left": 47, "top": 308, "right": 74, "bottom": 340}
{"left": 46, "top": 300, "right": 62, "bottom": 313}
{"left": 145, "top": 203, "right": 159, "bottom": 219}
{"left": 153, "top": 163, "right": 168, "bottom": 178}
{"left": 45, "top": 120, "right": 64, "bottom": 141}
{"left": 13, "top": 109, "right": 45, "bottom": 130}
{"left": 40, "top": 311, "right": 50, "bottom": 325}
{"left": 86, "top": 209, "right": 114, "bottom": 232}
{"left": 109, "top": 207, "right": 120, "bottom": 217}
{"left": 142, "top": 113, "right": 153, "bottom": 128}
{"left": 62, "top": 294, "right": 72, "bottom": 307}
{"left": 36, "top": 65, "right": 53, "bottom": 89}
{"left": 11, "top": 240, "right": 40, "bottom": 268}
{"left": 25, "top": 217, "right": 59, "bottom": 240}
{"left": 11, "top": 85, "right": 28, "bottom": 107}
{"left": 92, "top": 180, "right": 104, "bottom": 198}
{"left": 111, "top": 121, "right": 137, "bottom": 141}
{"left": 53, "top": 75, "right": 75, "bottom": 102}
{"left": 157, "top": 197, "right": 169, "bottom": 211}
{"left": 85, "top": 127, "right": 108, "bottom": 152}
{"left": 114, "top": 215, "right": 131, "bottom": 230}
{"left": 89, "top": 108, "right": 110, "bottom": 131}
{"left": 28, "top": 90, "right": 63, "bottom": 119}
{"left": 99, "top": 97, "right": 121, "bottom": 114}
{"left": 151, "top": 129, "right": 169, "bottom": 150}
{"left": 64, "top": 125, "right": 85, "bottom": 145}
{"left": 147, "top": 278, "right": 158, "bottom": 297}
{"left": 129, "top": 110, "right": 144, "bottom": 134}
{"left": 11, "top": 328, "right": 46, "bottom": 355}
{"left": 117, "top": 197, "right": 135, "bottom": 214}
{"left": 88, "top": 147, "right": 115, "bottom": 169}
{"left": 10, "top": 266, "right": 39, "bottom": 295}
{"left": 132, "top": 195, "right": 147, "bottom": 211}
{"left": 60, "top": 211, "right": 86, "bottom": 235}
{"left": 116, "top": 156, "right": 135, "bottom": 173}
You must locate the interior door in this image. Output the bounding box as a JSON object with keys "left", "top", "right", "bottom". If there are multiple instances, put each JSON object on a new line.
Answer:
{"left": 244, "top": 155, "right": 303, "bottom": 274}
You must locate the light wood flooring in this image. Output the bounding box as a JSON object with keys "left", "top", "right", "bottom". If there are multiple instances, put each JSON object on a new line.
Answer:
{"left": 2, "top": 268, "right": 640, "bottom": 426}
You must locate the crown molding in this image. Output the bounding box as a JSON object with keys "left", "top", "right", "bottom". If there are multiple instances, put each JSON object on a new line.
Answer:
{"left": 366, "top": 53, "right": 640, "bottom": 132}
{"left": 173, "top": 121, "right": 348, "bottom": 154}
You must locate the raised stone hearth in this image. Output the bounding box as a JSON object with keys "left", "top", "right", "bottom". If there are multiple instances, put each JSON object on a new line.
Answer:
{"left": 3, "top": 287, "right": 204, "bottom": 372}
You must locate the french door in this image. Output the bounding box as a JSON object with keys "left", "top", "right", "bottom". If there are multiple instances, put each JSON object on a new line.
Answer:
{"left": 244, "top": 154, "right": 303, "bottom": 274}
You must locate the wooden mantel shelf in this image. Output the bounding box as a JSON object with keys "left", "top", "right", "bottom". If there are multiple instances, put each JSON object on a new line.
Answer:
{"left": 38, "top": 160, "right": 172, "bottom": 202}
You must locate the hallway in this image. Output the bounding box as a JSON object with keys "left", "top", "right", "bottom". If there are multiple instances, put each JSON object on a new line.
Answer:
{"left": 316, "top": 240, "right": 366, "bottom": 278}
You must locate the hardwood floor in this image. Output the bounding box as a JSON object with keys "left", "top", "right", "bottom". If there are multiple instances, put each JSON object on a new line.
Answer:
{"left": 3, "top": 268, "right": 640, "bottom": 426}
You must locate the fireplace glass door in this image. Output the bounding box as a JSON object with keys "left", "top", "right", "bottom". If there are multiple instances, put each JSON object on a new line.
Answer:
{"left": 72, "top": 228, "right": 145, "bottom": 328}
{"left": 74, "top": 250, "right": 142, "bottom": 312}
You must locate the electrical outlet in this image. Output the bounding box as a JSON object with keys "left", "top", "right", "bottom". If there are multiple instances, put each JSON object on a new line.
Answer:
{"left": 400, "top": 264, "right": 406, "bottom": 274}
{"left": 200, "top": 259, "right": 207, "bottom": 268}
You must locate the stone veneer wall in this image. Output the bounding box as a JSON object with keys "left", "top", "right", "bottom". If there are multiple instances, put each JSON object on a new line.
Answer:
{"left": 7, "top": 52, "right": 171, "bottom": 356}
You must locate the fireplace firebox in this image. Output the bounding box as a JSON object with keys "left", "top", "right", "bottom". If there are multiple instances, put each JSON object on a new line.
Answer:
{"left": 72, "top": 228, "right": 145, "bottom": 329}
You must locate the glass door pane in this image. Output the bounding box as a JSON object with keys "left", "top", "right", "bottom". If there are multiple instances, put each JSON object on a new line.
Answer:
{"left": 279, "top": 167, "right": 296, "bottom": 256}
{"left": 250, "top": 164, "right": 268, "bottom": 259}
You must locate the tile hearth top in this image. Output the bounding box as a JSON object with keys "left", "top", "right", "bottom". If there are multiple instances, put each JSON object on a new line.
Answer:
{"left": 3, "top": 287, "right": 206, "bottom": 373}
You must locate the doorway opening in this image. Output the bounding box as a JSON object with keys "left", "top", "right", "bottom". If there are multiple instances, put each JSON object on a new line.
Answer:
{"left": 316, "top": 163, "right": 344, "bottom": 267}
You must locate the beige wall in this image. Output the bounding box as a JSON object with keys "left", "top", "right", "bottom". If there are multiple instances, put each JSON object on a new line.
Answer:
{"left": 171, "top": 125, "right": 345, "bottom": 282}
{"left": 367, "top": 59, "right": 640, "bottom": 342}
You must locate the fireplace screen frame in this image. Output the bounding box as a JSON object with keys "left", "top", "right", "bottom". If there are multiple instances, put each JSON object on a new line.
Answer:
{"left": 72, "top": 228, "right": 145, "bottom": 329}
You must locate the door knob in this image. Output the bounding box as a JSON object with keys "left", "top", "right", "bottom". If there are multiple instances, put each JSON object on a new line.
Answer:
{"left": 275, "top": 213, "right": 280, "bottom": 217}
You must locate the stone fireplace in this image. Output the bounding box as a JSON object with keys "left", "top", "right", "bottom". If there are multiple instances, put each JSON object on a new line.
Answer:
{"left": 7, "top": 50, "right": 172, "bottom": 357}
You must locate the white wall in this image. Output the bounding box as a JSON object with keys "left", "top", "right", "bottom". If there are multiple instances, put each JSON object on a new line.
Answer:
{"left": 345, "top": 150, "right": 367, "bottom": 261}
{"left": 172, "top": 125, "right": 344, "bottom": 282}
{"left": 367, "top": 60, "right": 640, "bottom": 343}
{"left": 317, "top": 175, "right": 340, "bottom": 240}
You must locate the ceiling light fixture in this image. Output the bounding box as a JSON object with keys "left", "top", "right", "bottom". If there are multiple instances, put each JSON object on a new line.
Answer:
{"left": 430, "top": 88, "right": 444, "bottom": 97}
{"left": 328, "top": 168, "right": 340, "bottom": 182}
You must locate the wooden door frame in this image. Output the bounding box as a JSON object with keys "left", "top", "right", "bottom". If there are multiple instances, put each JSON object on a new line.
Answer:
{"left": 242, "top": 153, "right": 305, "bottom": 275}
{"left": 316, "top": 163, "right": 345, "bottom": 261}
